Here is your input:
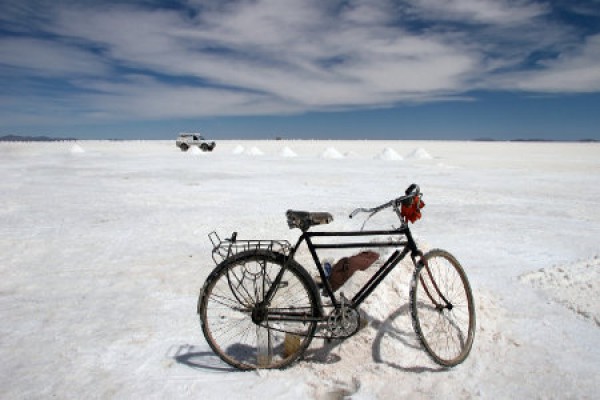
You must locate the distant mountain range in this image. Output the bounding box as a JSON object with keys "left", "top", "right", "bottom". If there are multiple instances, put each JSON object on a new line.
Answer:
{"left": 1, "top": 134, "right": 597, "bottom": 142}
{"left": 0, "top": 134, "right": 78, "bottom": 142}
{"left": 472, "top": 137, "right": 598, "bottom": 142}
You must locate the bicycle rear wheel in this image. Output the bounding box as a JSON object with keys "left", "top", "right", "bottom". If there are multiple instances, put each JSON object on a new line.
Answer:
{"left": 410, "top": 249, "right": 475, "bottom": 367}
{"left": 198, "top": 250, "right": 319, "bottom": 369}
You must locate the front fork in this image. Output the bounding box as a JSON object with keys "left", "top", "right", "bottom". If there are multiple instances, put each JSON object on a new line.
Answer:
{"left": 412, "top": 251, "right": 452, "bottom": 311}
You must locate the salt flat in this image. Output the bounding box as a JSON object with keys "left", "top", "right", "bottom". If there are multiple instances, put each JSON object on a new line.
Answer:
{"left": 1, "top": 140, "right": 599, "bottom": 399}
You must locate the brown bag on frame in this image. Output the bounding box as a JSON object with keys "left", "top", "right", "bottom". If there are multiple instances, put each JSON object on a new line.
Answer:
{"left": 328, "top": 251, "right": 380, "bottom": 292}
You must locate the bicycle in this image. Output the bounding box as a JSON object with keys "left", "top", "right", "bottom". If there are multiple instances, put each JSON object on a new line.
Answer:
{"left": 197, "top": 184, "right": 476, "bottom": 370}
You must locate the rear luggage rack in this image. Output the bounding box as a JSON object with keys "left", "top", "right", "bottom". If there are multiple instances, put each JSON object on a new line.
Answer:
{"left": 209, "top": 231, "right": 292, "bottom": 265}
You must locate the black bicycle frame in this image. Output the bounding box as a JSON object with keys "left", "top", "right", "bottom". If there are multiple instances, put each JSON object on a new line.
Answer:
{"left": 264, "top": 225, "right": 420, "bottom": 316}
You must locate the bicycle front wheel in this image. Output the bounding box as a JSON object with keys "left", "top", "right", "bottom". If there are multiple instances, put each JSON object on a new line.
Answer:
{"left": 198, "top": 250, "right": 319, "bottom": 370}
{"left": 410, "top": 249, "right": 476, "bottom": 367}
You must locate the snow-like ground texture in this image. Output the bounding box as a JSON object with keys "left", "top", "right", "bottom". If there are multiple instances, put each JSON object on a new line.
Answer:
{"left": 520, "top": 257, "right": 600, "bottom": 327}
{"left": 1, "top": 140, "right": 599, "bottom": 399}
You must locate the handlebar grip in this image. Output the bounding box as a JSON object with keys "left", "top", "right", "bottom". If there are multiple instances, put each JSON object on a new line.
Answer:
{"left": 405, "top": 183, "right": 419, "bottom": 196}
{"left": 349, "top": 207, "right": 371, "bottom": 218}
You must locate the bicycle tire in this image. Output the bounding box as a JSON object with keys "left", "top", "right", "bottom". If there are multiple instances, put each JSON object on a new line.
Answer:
{"left": 410, "top": 249, "right": 476, "bottom": 367}
{"left": 198, "top": 250, "right": 320, "bottom": 370}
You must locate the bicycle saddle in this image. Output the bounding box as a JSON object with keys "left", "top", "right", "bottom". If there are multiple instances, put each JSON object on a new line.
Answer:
{"left": 286, "top": 210, "right": 333, "bottom": 231}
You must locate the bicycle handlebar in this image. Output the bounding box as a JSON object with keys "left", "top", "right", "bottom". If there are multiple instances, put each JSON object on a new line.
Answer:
{"left": 349, "top": 184, "right": 420, "bottom": 219}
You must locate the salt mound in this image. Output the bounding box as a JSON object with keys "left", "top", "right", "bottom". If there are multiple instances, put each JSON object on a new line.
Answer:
{"left": 245, "top": 146, "right": 264, "bottom": 156}
{"left": 232, "top": 145, "right": 245, "bottom": 155}
{"left": 520, "top": 256, "right": 600, "bottom": 326}
{"left": 70, "top": 144, "right": 85, "bottom": 154}
{"left": 375, "top": 147, "right": 403, "bottom": 161}
{"left": 294, "top": 251, "right": 508, "bottom": 398}
{"left": 406, "top": 147, "right": 433, "bottom": 160}
{"left": 280, "top": 146, "right": 297, "bottom": 157}
{"left": 320, "top": 147, "right": 344, "bottom": 159}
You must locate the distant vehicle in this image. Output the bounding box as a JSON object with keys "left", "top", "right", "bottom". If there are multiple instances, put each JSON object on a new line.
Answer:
{"left": 176, "top": 133, "right": 216, "bottom": 152}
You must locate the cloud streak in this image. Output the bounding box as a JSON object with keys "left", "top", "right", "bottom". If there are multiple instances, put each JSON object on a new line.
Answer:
{"left": 411, "top": 0, "right": 548, "bottom": 24}
{"left": 0, "top": 0, "right": 599, "bottom": 126}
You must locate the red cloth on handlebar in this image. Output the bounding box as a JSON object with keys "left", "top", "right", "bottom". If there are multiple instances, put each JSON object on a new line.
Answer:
{"left": 401, "top": 195, "right": 425, "bottom": 223}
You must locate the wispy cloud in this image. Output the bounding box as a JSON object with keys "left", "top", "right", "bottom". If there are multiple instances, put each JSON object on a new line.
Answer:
{"left": 0, "top": 37, "right": 108, "bottom": 77}
{"left": 0, "top": 0, "right": 599, "bottom": 126}
{"left": 498, "top": 34, "right": 600, "bottom": 92}
{"left": 410, "top": 0, "right": 548, "bottom": 24}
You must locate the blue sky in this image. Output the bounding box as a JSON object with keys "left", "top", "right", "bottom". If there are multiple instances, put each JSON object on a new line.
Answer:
{"left": 1, "top": 0, "right": 600, "bottom": 140}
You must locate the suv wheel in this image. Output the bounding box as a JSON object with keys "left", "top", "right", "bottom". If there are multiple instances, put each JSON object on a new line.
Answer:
{"left": 180, "top": 144, "right": 189, "bottom": 151}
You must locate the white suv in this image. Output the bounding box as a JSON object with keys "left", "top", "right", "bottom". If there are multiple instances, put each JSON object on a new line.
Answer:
{"left": 176, "top": 133, "right": 216, "bottom": 152}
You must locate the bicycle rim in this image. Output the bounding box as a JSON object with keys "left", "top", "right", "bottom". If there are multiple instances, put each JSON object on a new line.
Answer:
{"left": 410, "top": 249, "right": 476, "bottom": 367}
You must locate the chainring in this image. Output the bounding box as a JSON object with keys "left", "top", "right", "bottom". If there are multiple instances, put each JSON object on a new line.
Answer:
{"left": 327, "top": 307, "right": 361, "bottom": 338}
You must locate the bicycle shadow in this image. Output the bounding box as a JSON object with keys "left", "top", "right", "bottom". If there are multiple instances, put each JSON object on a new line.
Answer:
{"left": 365, "top": 305, "right": 446, "bottom": 373}
{"left": 301, "top": 305, "right": 446, "bottom": 373}
{"left": 174, "top": 304, "right": 446, "bottom": 373}
{"left": 302, "top": 341, "right": 343, "bottom": 365}
{"left": 171, "top": 344, "right": 238, "bottom": 372}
